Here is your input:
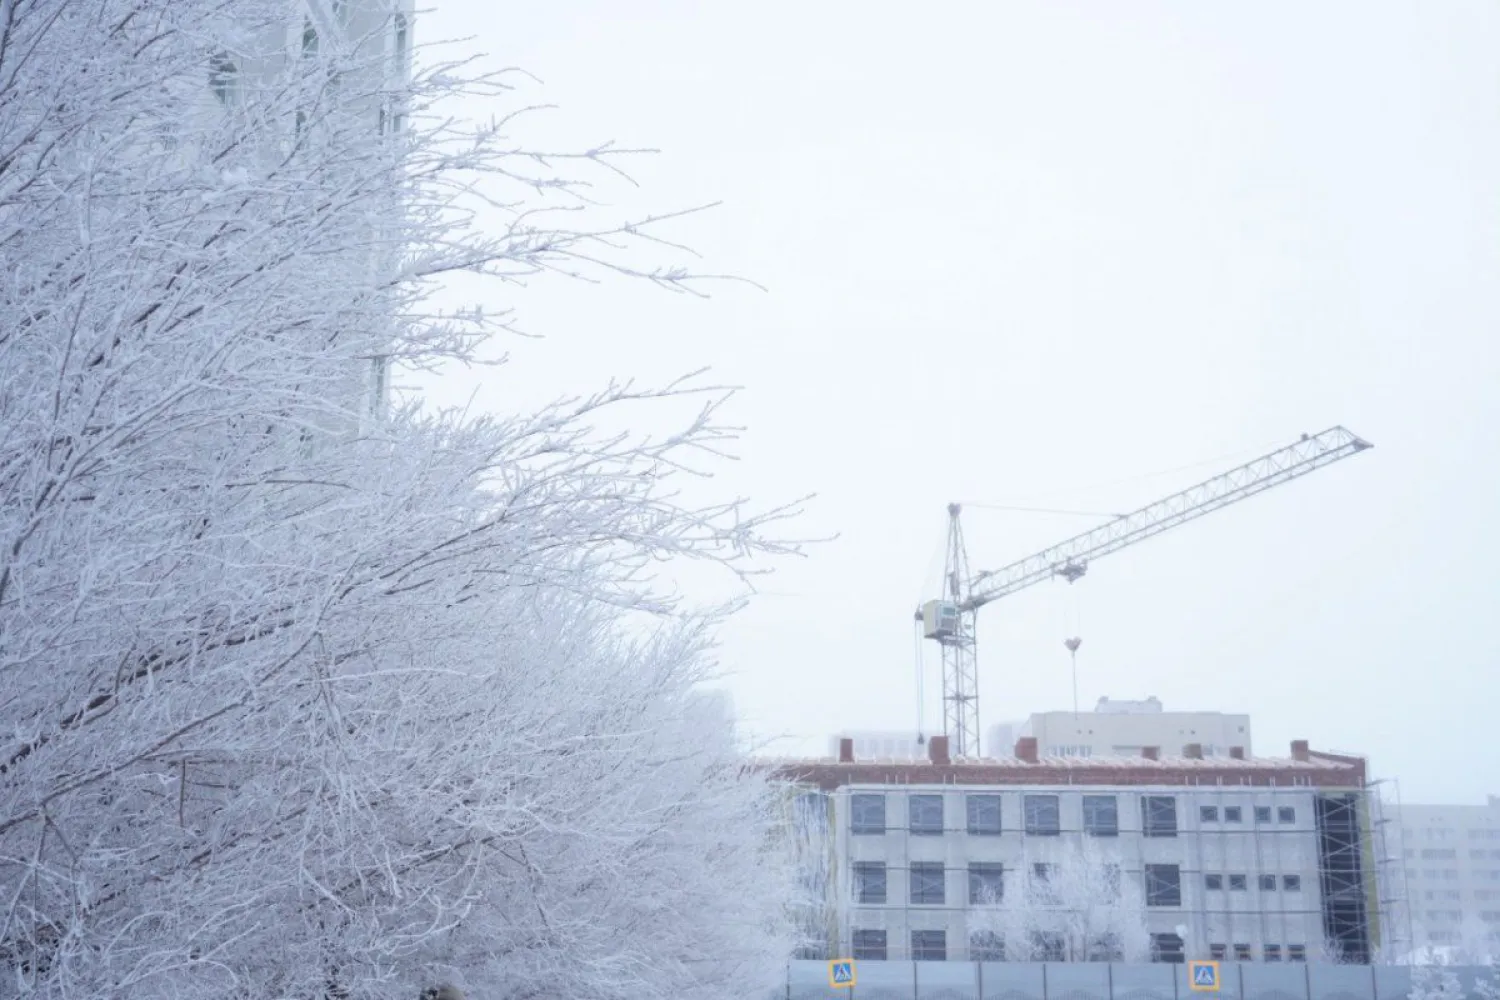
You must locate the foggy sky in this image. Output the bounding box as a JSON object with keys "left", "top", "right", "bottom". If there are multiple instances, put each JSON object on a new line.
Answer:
{"left": 415, "top": 2, "right": 1500, "bottom": 804}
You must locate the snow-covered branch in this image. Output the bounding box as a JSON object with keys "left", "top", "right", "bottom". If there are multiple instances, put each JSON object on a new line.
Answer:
{"left": 0, "top": 1, "right": 801, "bottom": 996}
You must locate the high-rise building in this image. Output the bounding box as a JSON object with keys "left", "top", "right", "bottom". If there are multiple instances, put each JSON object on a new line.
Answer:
{"left": 207, "top": 0, "right": 416, "bottom": 423}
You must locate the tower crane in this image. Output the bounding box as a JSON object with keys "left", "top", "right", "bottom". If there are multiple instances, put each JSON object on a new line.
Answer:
{"left": 914, "top": 426, "right": 1373, "bottom": 758}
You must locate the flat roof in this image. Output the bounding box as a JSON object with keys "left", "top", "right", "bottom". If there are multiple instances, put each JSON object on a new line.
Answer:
{"left": 766, "top": 748, "right": 1365, "bottom": 791}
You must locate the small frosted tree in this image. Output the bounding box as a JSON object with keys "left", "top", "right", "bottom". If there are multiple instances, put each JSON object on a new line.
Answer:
{"left": 1409, "top": 963, "right": 1467, "bottom": 1000}
{"left": 968, "top": 839, "right": 1150, "bottom": 962}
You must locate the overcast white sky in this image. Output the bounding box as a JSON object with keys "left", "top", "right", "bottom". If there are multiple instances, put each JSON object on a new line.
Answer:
{"left": 413, "top": 2, "right": 1500, "bottom": 804}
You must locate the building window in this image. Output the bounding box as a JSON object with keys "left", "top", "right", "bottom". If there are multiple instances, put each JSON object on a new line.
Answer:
{"left": 1228, "top": 874, "right": 1248, "bottom": 891}
{"left": 910, "top": 863, "right": 945, "bottom": 905}
{"left": 1151, "top": 933, "right": 1185, "bottom": 964}
{"left": 1265, "top": 944, "right": 1282, "bottom": 962}
{"left": 1024, "top": 794, "right": 1061, "bottom": 836}
{"left": 853, "top": 929, "right": 887, "bottom": 961}
{"left": 1224, "top": 806, "right": 1243, "bottom": 823}
{"left": 1083, "top": 794, "right": 1119, "bottom": 836}
{"left": 1032, "top": 932, "right": 1067, "bottom": 962}
{"left": 1101, "top": 863, "right": 1123, "bottom": 901}
{"left": 969, "top": 863, "right": 1004, "bottom": 904}
{"left": 1278, "top": 806, "right": 1296, "bottom": 824}
{"left": 970, "top": 931, "right": 1004, "bottom": 962}
{"left": 1422, "top": 849, "right": 1458, "bottom": 860}
{"left": 1205, "top": 873, "right": 1223, "bottom": 891}
{"left": 853, "top": 862, "right": 886, "bottom": 904}
{"left": 909, "top": 794, "right": 943, "bottom": 836}
{"left": 1201, "top": 805, "right": 1219, "bottom": 823}
{"left": 1233, "top": 943, "right": 1252, "bottom": 961}
{"left": 209, "top": 53, "right": 238, "bottom": 105}
{"left": 1088, "top": 935, "right": 1125, "bottom": 963}
{"left": 1083, "top": 933, "right": 1130, "bottom": 963}
{"left": 302, "top": 19, "right": 319, "bottom": 57}
{"left": 911, "top": 930, "right": 946, "bottom": 962}
{"left": 851, "top": 794, "right": 885, "bottom": 835}
{"left": 1288, "top": 944, "right": 1307, "bottom": 962}
{"left": 1143, "top": 795, "right": 1178, "bottom": 837}
{"left": 1259, "top": 874, "right": 1278, "bottom": 891}
{"left": 1283, "top": 874, "right": 1301, "bottom": 892}
{"left": 1210, "top": 943, "right": 1227, "bottom": 960}
{"left": 967, "top": 793, "right": 1002, "bottom": 835}
{"left": 1255, "top": 805, "right": 1272, "bottom": 823}
{"left": 393, "top": 12, "right": 410, "bottom": 68}
{"left": 1029, "top": 862, "right": 1060, "bottom": 904}
{"left": 1145, "top": 864, "right": 1181, "bottom": 907}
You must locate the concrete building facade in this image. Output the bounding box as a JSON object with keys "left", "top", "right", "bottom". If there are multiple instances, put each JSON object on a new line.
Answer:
{"left": 778, "top": 737, "right": 1390, "bottom": 966}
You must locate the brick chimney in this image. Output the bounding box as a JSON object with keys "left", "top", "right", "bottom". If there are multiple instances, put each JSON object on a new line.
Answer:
{"left": 838, "top": 737, "right": 854, "bottom": 763}
{"left": 928, "top": 735, "right": 951, "bottom": 766}
{"left": 1229, "top": 746, "right": 1245, "bottom": 760}
{"left": 1015, "top": 737, "right": 1039, "bottom": 764}
{"left": 1183, "top": 743, "right": 1204, "bottom": 760}
{"left": 1142, "top": 746, "right": 1160, "bottom": 761}
{"left": 1290, "top": 739, "right": 1310, "bottom": 762}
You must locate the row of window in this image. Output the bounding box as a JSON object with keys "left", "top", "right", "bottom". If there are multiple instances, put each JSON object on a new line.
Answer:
{"left": 852, "top": 793, "right": 1298, "bottom": 838}
{"left": 1425, "top": 910, "right": 1500, "bottom": 923}
{"left": 1209, "top": 943, "right": 1309, "bottom": 962}
{"left": 850, "top": 861, "right": 1188, "bottom": 907}
{"left": 210, "top": 15, "right": 411, "bottom": 108}
{"left": 1204, "top": 873, "right": 1302, "bottom": 892}
{"left": 1415, "top": 828, "right": 1500, "bottom": 840}
{"left": 850, "top": 930, "right": 1204, "bottom": 963}
{"left": 1409, "top": 868, "right": 1500, "bottom": 881}
{"left": 1200, "top": 804, "right": 1298, "bottom": 825}
{"left": 1406, "top": 848, "right": 1500, "bottom": 861}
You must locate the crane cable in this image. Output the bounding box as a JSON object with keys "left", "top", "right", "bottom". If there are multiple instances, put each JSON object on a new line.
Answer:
{"left": 913, "top": 615, "right": 926, "bottom": 745}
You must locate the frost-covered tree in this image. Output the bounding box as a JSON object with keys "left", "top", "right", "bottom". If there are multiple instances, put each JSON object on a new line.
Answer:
{"left": 0, "top": 1, "right": 800, "bottom": 998}
{"left": 1476, "top": 962, "right": 1500, "bottom": 1000}
{"left": 967, "top": 839, "right": 1150, "bottom": 963}
{"left": 1409, "top": 962, "right": 1467, "bottom": 1000}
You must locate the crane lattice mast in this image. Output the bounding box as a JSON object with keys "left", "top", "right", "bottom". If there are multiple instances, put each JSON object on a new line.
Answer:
{"left": 914, "top": 426, "right": 1373, "bottom": 758}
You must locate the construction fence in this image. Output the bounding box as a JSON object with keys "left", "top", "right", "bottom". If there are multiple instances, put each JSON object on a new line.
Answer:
{"left": 783, "top": 961, "right": 1486, "bottom": 1000}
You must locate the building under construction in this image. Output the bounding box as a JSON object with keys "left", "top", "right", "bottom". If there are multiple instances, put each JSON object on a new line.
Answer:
{"left": 775, "top": 736, "right": 1406, "bottom": 965}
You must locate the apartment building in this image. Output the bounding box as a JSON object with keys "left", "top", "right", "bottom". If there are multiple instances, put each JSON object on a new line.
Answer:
{"left": 1387, "top": 796, "right": 1500, "bottom": 957}
{"left": 778, "top": 736, "right": 1386, "bottom": 965}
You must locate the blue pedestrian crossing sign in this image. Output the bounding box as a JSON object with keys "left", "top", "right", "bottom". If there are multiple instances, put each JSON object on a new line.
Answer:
{"left": 1189, "top": 960, "right": 1220, "bottom": 992}
{"left": 828, "top": 959, "right": 856, "bottom": 989}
